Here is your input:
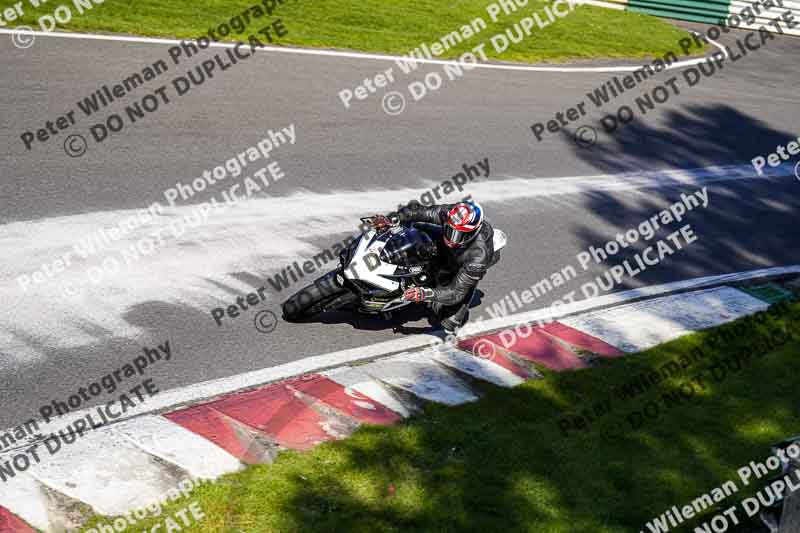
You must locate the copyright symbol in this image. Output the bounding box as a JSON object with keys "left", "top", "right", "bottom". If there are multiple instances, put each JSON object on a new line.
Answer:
{"left": 61, "top": 281, "right": 81, "bottom": 298}
{"left": 12, "top": 26, "right": 35, "bottom": 49}
{"left": 574, "top": 126, "right": 597, "bottom": 149}
{"left": 254, "top": 310, "right": 278, "bottom": 334}
{"left": 64, "top": 135, "right": 87, "bottom": 158}
{"left": 794, "top": 161, "right": 800, "bottom": 181}
{"left": 471, "top": 339, "right": 496, "bottom": 361}
{"left": 382, "top": 91, "right": 406, "bottom": 116}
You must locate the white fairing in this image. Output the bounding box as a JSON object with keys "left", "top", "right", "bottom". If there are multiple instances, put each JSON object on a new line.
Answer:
{"left": 493, "top": 228, "right": 507, "bottom": 252}
{"left": 343, "top": 230, "right": 401, "bottom": 291}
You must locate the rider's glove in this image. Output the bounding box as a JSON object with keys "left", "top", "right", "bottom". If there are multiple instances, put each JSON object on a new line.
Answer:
{"left": 403, "top": 287, "right": 434, "bottom": 303}
{"left": 368, "top": 215, "right": 397, "bottom": 231}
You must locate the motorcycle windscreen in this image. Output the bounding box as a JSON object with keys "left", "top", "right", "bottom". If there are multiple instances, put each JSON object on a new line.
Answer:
{"left": 379, "top": 228, "right": 436, "bottom": 267}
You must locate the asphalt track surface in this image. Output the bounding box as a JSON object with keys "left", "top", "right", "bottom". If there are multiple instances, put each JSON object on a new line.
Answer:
{"left": 0, "top": 21, "right": 799, "bottom": 429}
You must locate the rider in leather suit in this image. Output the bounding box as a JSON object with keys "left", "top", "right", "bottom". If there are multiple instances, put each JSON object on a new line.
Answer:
{"left": 370, "top": 200, "right": 495, "bottom": 334}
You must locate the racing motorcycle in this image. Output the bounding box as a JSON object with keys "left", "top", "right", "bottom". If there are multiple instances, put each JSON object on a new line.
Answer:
{"left": 281, "top": 218, "right": 507, "bottom": 321}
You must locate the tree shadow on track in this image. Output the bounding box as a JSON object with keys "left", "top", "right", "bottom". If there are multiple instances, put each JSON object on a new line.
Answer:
{"left": 563, "top": 103, "right": 796, "bottom": 174}
{"left": 553, "top": 103, "right": 800, "bottom": 295}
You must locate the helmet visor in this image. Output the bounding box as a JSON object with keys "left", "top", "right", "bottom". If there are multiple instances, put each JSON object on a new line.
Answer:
{"left": 443, "top": 224, "right": 471, "bottom": 247}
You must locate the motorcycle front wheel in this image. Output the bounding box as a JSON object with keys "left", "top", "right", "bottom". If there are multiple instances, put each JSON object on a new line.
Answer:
{"left": 281, "top": 270, "right": 353, "bottom": 321}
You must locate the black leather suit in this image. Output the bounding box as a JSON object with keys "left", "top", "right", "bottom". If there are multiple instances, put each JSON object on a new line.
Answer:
{"left": 394, "top": 203, "right": 496, "bottom": 330}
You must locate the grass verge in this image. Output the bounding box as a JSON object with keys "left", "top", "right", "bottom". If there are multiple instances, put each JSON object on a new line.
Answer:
{"left": 79, "top": 300, "right": 800, "bottom": 532}
{"left": 10, "top": 0, "right": 704, "bottom": 63}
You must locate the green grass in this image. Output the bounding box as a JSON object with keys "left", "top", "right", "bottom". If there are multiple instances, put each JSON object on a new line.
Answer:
{"left": 78, "top": 301, "right": 800, "bottom": 532}
{"left": 9, "top": 0, "right": 705, "bottom": 63}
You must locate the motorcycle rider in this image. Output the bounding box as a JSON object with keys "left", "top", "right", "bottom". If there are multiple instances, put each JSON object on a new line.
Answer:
{"left": 368, "top": 200, "right": 495, "bottom": 334}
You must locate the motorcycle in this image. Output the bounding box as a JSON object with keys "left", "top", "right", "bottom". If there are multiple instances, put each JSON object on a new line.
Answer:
{"left": 281, "top": 218, "right": 507, "bottom": 321}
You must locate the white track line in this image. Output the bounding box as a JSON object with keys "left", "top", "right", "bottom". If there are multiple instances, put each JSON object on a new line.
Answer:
{"left": 559, "top": 286, "right": 768, "bottom": 352}
{"left": 459, "top": 265, "right": 800, "bottom": 337}
{"left": 1, "top": 264, "right": 797, "bottom": 453}
{"left": 697, "top": 31, "right": 729, "bottom": 59}
{"left": 1, "top": 27, "right": 727, "bottom": 73}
